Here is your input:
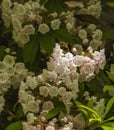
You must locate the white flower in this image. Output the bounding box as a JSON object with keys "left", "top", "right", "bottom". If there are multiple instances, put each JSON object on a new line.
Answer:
{"left": 15, "top": 62, "right": 27, "bottom": 74}
{"left": 80, "top": 62, "right": 94, "bottom": 75}
{"left": 2, "top": 13, "right": 11, "bottom": 27}
{"left": 26, "top": 76, "right": 38, "bottom": 89}
{"left": 3, "top": 55, "right": 15, "bottom": 66}
{"left": 51, "top": 19, "right": 61, "bottom": 30}
{"left": 13, "top": 3, "right": 26, "bottom": 15}
{"left": 42, "top": 101, "right": 54, "bottom": 111}
{"left": 62, "top": 126, "right": 70, "bottom": 130}
{"left": 38, "top": 23, "right": 50, "bottom": 34}
{"left": 39, "top": 86, "right": 48, "bottom": 97}
{"left": 45, "top": 126, "right": 55, "bottom": 130}
{"left": 11, "top": 14, "right": 21, "bottom": 30}
{"left": 23, "top": 24, "right": 35, "bottom": 35}
{"left": 1, "top": 0, "right": 12, "bottom": 11}
{"left": 27, "top": 112, "right": 36, "bottom": 124}
{"left": 92, "top": 29, "right": 103, "bottom": 41}
{"left": 59, "top": 87, "right": 66, "bottom": 96}
{"left": 78, "top": 29, "right": 87, "bottom": 39}
{"left": 87, "top": 24, "right": 96, "bottom": 32}
{"left": 72, "top": 113, "right": 85, "bottom": 128}
{"left": 62, "top": 92, "right": 73, "bottom": 103}
{"left": 48, "top": 86, "right": 58, "bottom": 97}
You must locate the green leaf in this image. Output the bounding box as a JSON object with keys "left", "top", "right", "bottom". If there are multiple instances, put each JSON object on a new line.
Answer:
{"left": 23, "top": 34, "right": 39, "bottom": 64}
{"left": 103, "top": 85, "right": 114, "bottom": 93}
{"left": 75, "top": 101, "right": 101, "bottom": 119}
{"left": 45, "top": 0, "right": 68, "bottom": 13}
{"left": 54, "top": 28, "right": 74, "bottom": 44}
{"left": 78, "top": 108, "right": 88, "bottom": 117}
{"left": 101, "top": 122, "right": 114, "bottom": 130}
{"left": 105, "top": 71, "right": 114, "bottom": 82}
{"left": 104, "top": 28, "right": 114, "bottom": 40}
{"left": 104, "top": 97, "right": 114, "bottom": 117}
{"left": 107, "top": 2, "right": 114, "bottom": 8}
{"left": 5, "top": 121, "right": 22, "bottom": 130}
{"left": 15, "top": 104, "right": 24, "bottom": 120}
{"left": 53, "top": 99, "right": 66, "bottom": 114}
{"left": 0, "top": 46, "right": 6, "bottom": 60}
{"left": 104, "top": 116, "right": 114, "bottom": 122}
{"left": 46, "top": 108, "right": 60, "bottom": 120}
{"left": 46, "top": 101, "right": 66, "bottom": 120}
{"left": 75, "top": 14, "right": 102, "bottom": 25}
{"left": 38, "top": 32, "right": 55, "bottom": 53}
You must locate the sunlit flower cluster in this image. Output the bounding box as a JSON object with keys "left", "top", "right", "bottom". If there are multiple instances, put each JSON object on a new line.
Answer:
{"left": 17, "top": 43, "right": 106, "bottom": 130}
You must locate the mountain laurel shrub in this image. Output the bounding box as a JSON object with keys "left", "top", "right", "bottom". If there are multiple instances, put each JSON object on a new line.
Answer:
{"left": 0, "top": 0, "right": 114, "bottom": 130}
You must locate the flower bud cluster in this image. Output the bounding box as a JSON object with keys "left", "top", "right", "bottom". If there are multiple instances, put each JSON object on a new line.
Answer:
{"left": 77, "top": 25, "right": 103, "bottom": 50}
{"left": 0, "top": 54, "right": 29, "bottom": 114}
{"left": 1, "top": 0, "right": 62, "bottom": 47}
{"left": 78, "top": 0, "right": 102, "bottom": 18}
{"left": 18, "top": 43, "right": 105, "bottom": 117}
{"left": 23, "top": 113, "right": 74, "bottom": 130}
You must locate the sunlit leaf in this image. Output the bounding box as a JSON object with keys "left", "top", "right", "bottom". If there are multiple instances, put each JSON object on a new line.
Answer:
{"left": 103, "top": 85, "right": 114, "bottom": 93}
{"left": 107, "top": 2, "right": 114, "bottom": 8}
{"left": 104, "top": 97, "right": 114, "bottom": 117}
{"left": 101, "top": 122, "right": 114, "bottom": 130}
{"left": 105, "top": 71, "right": 114, "bottom": 82}
{"left": 75, "top": 101, "right": 101, "bottom": 119}
{"left": 104, "top": 116, "right": 114, "bottom": 122}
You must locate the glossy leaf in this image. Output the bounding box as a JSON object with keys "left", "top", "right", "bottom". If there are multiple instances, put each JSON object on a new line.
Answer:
{"left": 46, "top": 108, "right": 60, "bottom": 120}
{"left": 101, "top": 122, "right": 114, "bottom": 130}
{"left": 5, "top": 121, "right": 22, "bottom": 130}
{"left": 103, "top": 85, "right": 114, "bottom": 93}
{"left": 105, "top": 71, "right": 114, "bottom": 82}
{"left": 23, "top": 34, "right": 39, "bottom": 64}
{"left": 104, "top": 116, "right": 114, "bottom": 122}
{"left": 38, "top": 32, "right": 55, "bottom": 54}
{"left": 45, "top": 0, "right": 68, "bottom": 13}
{"left": 104, "top": 97, "right": 114, "bottom": 117}
{"left": 54, "top": 28, "right": 74, "bottom": 44}
{"left": 75, "top": 101, "right": 101, "bottom": 119}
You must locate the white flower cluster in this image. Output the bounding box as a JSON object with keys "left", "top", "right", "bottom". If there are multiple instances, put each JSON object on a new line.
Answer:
{"left": 0, "top": 55, "right": 29, "bottom": 113}
{"left": 23, "top": 113, "right": 74, "bottom": 130}
{"left": 64, "top": 11, "right": 76, "bottom": 32}
{"left": 18, "top": 43, "right": 105, "bottom": 117}
{"left": 1, "top": 0, "right": 62, "bottom": 47}
{"left": 50, "top": 43, "right": 105, "bottom": 82}
{"left": 78, "top": 0, "right": 102, "bottom": 18}
{"left": 77, "top": 25, "right": 103, "bottom": 50}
